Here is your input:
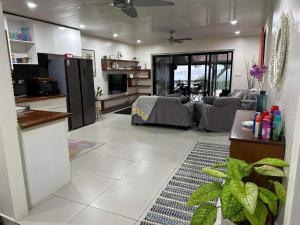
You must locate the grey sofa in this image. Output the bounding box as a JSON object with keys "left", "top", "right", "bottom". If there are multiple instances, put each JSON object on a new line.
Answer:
{"left": 228, "top": 89, "right": 259, "bottom": 110}
{"left": 194, "top": 97, "right": 241, "bottom": 132}
{"left": 131, "top": 96, "right": 194, "bottom": 128}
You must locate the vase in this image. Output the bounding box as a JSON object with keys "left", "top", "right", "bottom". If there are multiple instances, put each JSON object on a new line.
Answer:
{"left": 256, "top": 90, "right": 268, "bottom": 112}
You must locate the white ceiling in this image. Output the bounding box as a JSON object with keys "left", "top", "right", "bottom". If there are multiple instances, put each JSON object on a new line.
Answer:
{"left": 2, "top": 0, "right": 273, "bottom": 45}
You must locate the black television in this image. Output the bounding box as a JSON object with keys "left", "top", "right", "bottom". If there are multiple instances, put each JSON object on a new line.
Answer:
{"left": 108, "top": 74, "right": 127, "bottom": 95}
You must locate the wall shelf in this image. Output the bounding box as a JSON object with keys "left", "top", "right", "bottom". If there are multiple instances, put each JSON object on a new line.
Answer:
{"left": 10, "top": 39, "right": 36, "bottom": 44}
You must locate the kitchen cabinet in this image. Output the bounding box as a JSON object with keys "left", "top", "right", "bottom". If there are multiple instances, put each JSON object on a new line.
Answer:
{"left": 4, "top": 14, "right": 82, "bottom": 58}
{"left": 4, "top": 14, "right": 38, "bottom": 66}
{"left": 34, "top": 21, "right": 82, "bottom": 56}
{"left": 17, "top": 111, "right": 70, "bottom": 206}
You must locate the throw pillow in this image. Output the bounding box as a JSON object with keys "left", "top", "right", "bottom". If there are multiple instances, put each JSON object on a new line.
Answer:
{"left": 180, "top": 96, "right": 190, "bottom": 104}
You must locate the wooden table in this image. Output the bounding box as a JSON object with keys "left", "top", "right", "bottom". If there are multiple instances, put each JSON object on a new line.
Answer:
{"left": 229, "top": 110, "right": 285, "bottom": 187}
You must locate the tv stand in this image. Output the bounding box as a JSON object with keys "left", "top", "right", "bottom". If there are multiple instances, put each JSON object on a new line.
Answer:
{"left": 98, "top": 93, "right": 150, "bottom": 114}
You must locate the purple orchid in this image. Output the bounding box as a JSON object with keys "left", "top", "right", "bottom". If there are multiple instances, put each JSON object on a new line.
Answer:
{"left": 250, "top": 64, "right": 268, "bottom": 81}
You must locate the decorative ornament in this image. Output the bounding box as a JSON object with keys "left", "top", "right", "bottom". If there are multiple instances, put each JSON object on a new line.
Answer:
{"left": 269, "top": 12, "right": 290, "bottom": 90}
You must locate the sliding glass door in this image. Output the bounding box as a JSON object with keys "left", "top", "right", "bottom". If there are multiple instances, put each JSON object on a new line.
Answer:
{"left": 153, "top": 51, "right": 233, "bottom": 98}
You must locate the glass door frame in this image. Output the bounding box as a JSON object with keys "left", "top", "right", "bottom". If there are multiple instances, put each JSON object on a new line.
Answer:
{"left": 152, "top": 50, "right": 234, "bottom": 96}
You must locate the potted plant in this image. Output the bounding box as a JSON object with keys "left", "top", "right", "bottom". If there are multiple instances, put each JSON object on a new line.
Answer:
{"left": 249, "top": 63, "right": 268, "bottom": 112}
{"left": 188, "top": 157, "right": 288, "bottom": 225}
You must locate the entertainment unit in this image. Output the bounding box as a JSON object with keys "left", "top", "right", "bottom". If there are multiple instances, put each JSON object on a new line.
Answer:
{"left": 108, "top": 74, "right": 127, "bottom": 95}
{"left": 99, "top": 59, "right": 152, "bottom": 113}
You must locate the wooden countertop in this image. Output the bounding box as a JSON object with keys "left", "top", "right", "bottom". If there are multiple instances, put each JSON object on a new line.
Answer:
{"left": 230, "top": 110, "right": 285, "bottom": 146}
{"left": 17, "top": 110, "right": 70, "bottom": 129}
{"left": 15, "top": 95, "right": 66, "bottom": 104}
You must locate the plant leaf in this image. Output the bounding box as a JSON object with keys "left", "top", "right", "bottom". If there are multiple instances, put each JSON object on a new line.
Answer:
{"left": 227, "top": 158, "right": 252, "bottom": 180}
{"left": 254, "top": 165, "right": 285, "bottom": 177}
{"left": 190, "top": 203, "right": 217, "bottom": 225}
{"left": 258, "top": 187, "right": 278, "bottom": 215}
{"left": 221, "top": 182, "right": 246, "bottom": 222}
{"left": 211, "top": 163, "right": 227, "bottom": 169}
{"left": 244, "top": 200, "right": 268, "bottom": 225}
{"left": 230, "top": 180, "right": 258, "bottom": 215}
{"left": 188, "top": 182, "right": 222, "bottom": 206}
{"left": 271, "top": 181, "right": 286, "bottom": 204}
{"left": 202, "top": 167, "right": 228, "bottom": 178}
{"left": 254, "top": 158, "right": 289, "bottom": 167}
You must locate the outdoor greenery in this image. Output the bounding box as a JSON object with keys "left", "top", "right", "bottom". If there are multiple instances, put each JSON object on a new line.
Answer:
{"left": 188, "top": 157, "right": 289, "bottom": 225}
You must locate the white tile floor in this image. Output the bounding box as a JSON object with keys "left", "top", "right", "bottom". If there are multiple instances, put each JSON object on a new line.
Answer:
{"left": 18, "top": 113, "right": 230, "bottom": 225}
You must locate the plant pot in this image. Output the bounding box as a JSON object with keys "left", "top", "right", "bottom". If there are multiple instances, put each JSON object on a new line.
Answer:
{"left": 256, "top": 90, "right": 268, "bottom": 112}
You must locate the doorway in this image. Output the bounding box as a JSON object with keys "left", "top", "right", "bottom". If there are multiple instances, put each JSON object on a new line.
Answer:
{"left": 153, "top": 51, "right": 233, "bottom": 98}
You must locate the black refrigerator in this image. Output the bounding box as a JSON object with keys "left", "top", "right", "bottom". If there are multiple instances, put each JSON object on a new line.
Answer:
{"left": 49, "top": 58, "right": 96, "bottom": 130}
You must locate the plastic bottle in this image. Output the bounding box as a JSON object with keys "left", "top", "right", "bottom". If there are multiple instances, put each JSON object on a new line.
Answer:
{"left": 262, "top": 116, "right": 271, "bottom": 140}
{"left": 253, "top": 112, "right": 260, "bottom": 133}
{"left": 255, "top": 115, "right": 262, "bottom": 138}
{"left": 272, "top": 111, "right": 282, "bottom": 141}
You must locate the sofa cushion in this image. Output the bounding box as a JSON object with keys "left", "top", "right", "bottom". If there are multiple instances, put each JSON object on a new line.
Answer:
{"left": 180, "top": 96, "right": 190, "bottom": 104}
{"left": 166, "top": 93, "right": 181, "bottom": 97}
{"left": 204, "top": 96, "right": 217, "bottom": 105}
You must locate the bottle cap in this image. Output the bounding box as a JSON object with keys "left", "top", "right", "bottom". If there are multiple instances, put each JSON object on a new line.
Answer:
{"left": 256, "top": 115, "right": 262, "bottom": 122}
{"left": 271, "top": 105, "right": 280, "bottom": 113}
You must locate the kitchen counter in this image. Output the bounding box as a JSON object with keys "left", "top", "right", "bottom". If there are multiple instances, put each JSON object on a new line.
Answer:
{"left": 17, "top": 110, "right": 70, "bottom": 129}
{"left": 17, "top": 110, "right": 71, "bottom": 206}
{"left": 15, "top": 95, "right": 66, "bottom": 104}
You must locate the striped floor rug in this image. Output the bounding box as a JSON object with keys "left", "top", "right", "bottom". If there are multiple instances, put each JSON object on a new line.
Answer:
{"left": 140, "top": 142, "right": 230, "bottom": 225}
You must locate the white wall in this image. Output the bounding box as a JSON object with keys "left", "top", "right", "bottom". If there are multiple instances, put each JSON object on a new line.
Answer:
{"left": 81, "top": 35, "right": 136, "bottom": 95}
{"left": 135, "top": 36, "right": 260, "bottom": 91}
{"left": 0, "top": 2, "right": 28, "bottom": 219}
{"left": 264, "top": 0, "right": 300, "bottom": 224}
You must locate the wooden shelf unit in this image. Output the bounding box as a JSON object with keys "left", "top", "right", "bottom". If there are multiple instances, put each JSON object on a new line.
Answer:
{"left": 101, "top": 58, "right": 152, "bottom": 112}
{"left": 98, "top": 93, "right": 153, "bottom": 113}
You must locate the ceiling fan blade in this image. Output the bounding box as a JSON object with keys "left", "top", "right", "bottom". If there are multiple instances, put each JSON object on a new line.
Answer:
{"left": 133, "top": 0, "right": 175, "bottom": 7}
{"left": 77, "top": 2, "right": 111, "bottom": 8}
{"left": 176, "top": 38, "right": 193, "bottom": 41}
{"left": 174, "top": 39, "right": 183, "bottom": 43}
{"left": 122, "top": 6, "right": 138, "bottom": 17}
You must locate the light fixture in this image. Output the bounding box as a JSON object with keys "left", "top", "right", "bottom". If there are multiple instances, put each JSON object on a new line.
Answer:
{"left": 79, "top": 24, "right": 86, "bottom": 29}
{"left": 137, "top": 39, "right": 142, "bottom": 44}
{"left": 59, "top": 27, "right": 66, "bottom": 30}
{"left": 235, "top": 31, "right": 241, "bottom": 35}
{"left": 27, "top": 2, "right": 37, "bottom": 9}
{"left": 113, "top": 33, "right": 119, "bottom": 37}
{"left": 230, "top": 20, "right": 238, "bottom": 25}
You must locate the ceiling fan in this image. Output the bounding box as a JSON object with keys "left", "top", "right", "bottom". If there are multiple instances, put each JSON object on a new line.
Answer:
{"left": 78, "top": 0, "right": 175, "bottom": 18}
{"left": 168, "top": 31, "right": 192, "bottom": 44}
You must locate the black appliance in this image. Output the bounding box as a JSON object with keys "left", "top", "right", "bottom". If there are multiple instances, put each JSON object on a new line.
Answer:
{"left": 27, "top": 78, "right": 60, "bottom": 96}
{"left": 49, "top": 58, "right": 96, "bottom": 130}
{"left": 13, "top": 79, "right": 27, "bottom": 97}
{"left": 108, "top": 74, "right": 127, "bottom": 95}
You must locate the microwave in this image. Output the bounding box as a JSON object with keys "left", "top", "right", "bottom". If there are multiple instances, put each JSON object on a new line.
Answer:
{"left": 28, "top": 79, "right": 60, "bottom": 96}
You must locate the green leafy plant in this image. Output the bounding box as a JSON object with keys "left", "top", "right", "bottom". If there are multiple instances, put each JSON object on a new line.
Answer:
{"left": 188, "top": 157, "right": 289, "bottom": 225}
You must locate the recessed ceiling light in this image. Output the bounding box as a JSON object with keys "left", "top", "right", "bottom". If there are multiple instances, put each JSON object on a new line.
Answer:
{"left": 79, "top": 24, "right": 86, "bottom": 29}
{"left": 27, "top": 2, "right": 37, "bottom": 9}
{"left": 235, "top": 31, "right": 241, "bottom": 35}
{"left": 113, "top": 33, "right": 119, "bottom": 37}
{"left": 230, "top": 20, "right": 238, "bottom": 25}
{"left": 59, "top": 27, "right": 66, "bottom": 30}
{"left": 137, "top": 39, "right": 142, "bottom": 44}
